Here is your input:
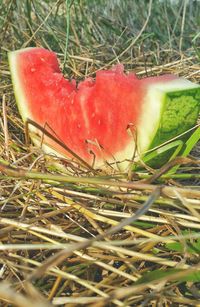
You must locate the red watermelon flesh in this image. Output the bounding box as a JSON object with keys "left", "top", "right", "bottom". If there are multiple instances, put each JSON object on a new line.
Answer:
{"left": 10, "top": 48, "right": 144, "bottom": 167}
{"left": 9, "top": 48, "right": 200, "bottom": 170}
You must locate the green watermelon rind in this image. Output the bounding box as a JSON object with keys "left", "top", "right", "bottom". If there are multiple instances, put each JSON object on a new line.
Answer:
{"left": 137, "top": 81, "right": 200, "bottom": 167}
{"left": 150, "top": 89, "right": 200, "bottom": 149}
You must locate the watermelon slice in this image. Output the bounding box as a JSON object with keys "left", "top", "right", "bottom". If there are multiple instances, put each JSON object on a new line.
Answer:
{"left": 8, "top": 48, "right": 200, "bottom": 170}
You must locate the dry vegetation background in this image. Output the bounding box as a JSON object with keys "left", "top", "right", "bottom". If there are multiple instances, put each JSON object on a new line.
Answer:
{"left": 0, "top": 0, "right": 200, "bottom": 306}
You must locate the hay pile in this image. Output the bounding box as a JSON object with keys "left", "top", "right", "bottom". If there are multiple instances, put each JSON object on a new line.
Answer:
{"left": 0, "top": 0, "right": 200, "bottom": 306}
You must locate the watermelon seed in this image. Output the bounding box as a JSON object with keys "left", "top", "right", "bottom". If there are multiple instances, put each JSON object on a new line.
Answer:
{"left": 126, "top": 123, "right": 136, "bottom": 131}
{"left": 126, "top": 123, "right": 137, "bottom": 138}
{"left": 85, "top": 139, "right": 96, "bottom": 146}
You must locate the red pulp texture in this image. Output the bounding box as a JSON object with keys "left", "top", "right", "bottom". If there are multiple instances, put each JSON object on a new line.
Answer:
{"left": 17, "top": 48, "right": 144, "bottom": 165}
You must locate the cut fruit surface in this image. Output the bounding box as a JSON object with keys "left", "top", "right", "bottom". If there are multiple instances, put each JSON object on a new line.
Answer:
{"left": 9, "top": 47, "right": 200, "bottom": 170}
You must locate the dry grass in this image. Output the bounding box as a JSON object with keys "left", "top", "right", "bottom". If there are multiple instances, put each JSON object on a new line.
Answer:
{"left": 0, "top": 0, "right": 200, "bottom": 306}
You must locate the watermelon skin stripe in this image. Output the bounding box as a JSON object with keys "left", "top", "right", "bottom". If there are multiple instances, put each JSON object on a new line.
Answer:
{"left": 137, "top": 79, "right": 200, "bottom": 167}
{"left": 8, "top": 48, "right": 200, "bottom": 170}
{"left": 150, "top": 90, "right": 200, "bottom": 148}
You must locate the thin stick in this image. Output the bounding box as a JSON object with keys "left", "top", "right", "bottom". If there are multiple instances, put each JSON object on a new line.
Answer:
{"left": 63, "top": 0, "right": 74, "bottom": 72}
{"left": 142, "top": 157, "right": 200, "bottom": 184}
{"left": 2, "top": 94, "right": 9, "bottom": 158}
{"left": 179, "top": 0, "right": 188, "bottom": 51}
